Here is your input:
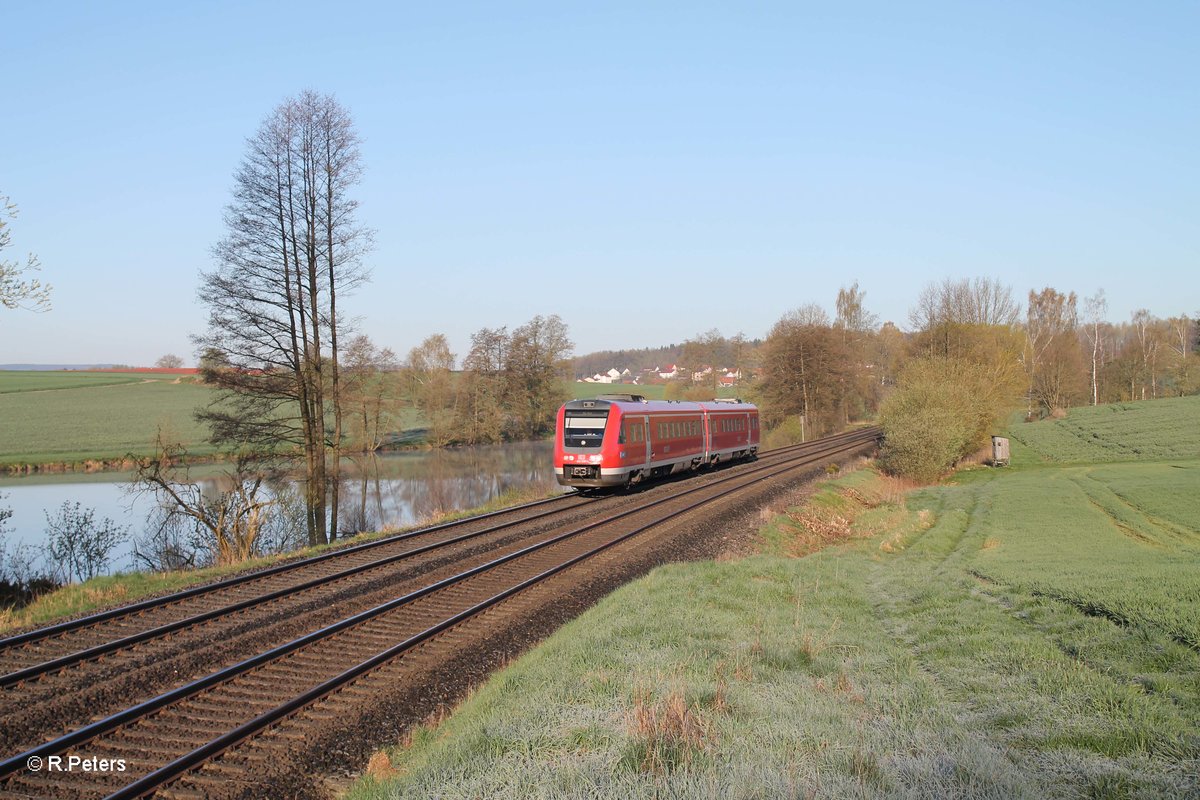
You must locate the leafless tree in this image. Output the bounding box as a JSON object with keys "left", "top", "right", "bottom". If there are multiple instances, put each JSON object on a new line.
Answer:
{"left": 1130, "top": 309, "right": 1163, "bottom": 399}
{"left": 406, "top": 334, "right": 458, "bottom": 446}
{"left": 0, "top": 192, "right": 51, "bottom": 312}
{"left": 196, "top": 91, "right": 371, "bottom": 546}
{"left": 835, "top": 281, "right": 879, "bottom": 337}
{"left": 1164, "top": 314, "right": 1198, "bottom": 394}
{"left": 43, "top": 503, "right": 127, "bottom": 583}
{"left": 682, "top": 329, "right": 728, "bottom": 391}
{"left": 131, "top": 437, "right": 278, "bottom": 566}
{"left": 504, "top": 315, "right": 573, "bottom": 439}
{"left": 833, "top": 282, "right": 882, "bottom": 422}
{"left": 909, "top": 277, "right": 1019, "bottom": 332}
{"left": 460, "top": 326, "right": 510, "bottom": 444}
{"left": 342, "top": 335, "right": 400, "bottom": 452}
{"left": 759, "top": 304, "right": 850, "bottom": 438}
{"left": 156, "top": 354, "right": 184, "bottom": 369}
{"left": 1083, "top": 290, "right": 1108, "bottom": 405}
{"left": 1023, "top": 288, "right": 1082, "bottom": 415}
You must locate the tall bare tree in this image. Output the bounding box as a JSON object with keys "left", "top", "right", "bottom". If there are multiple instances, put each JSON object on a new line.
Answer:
{"left": 504, "top": 315, "right": 573, "bottom": 439}
{"left": 759, "top": 304, "right": 851, "bottom": 438}
{"left": 406, "top": 334, "right": 459, "bottom": 446}
{"left": 1083, "top": 290, "right": 1108, "bottom": 405}
{"left": 196, "top": 91, "right": 371, "bottom": 546}
{"left": 342, "top": 335, "right": 400, "bottom": 451}
{"left": 1023, "top": 287, "right": 1082, "bottom": 416}
{"left": 460, "top": 326, "right": 510, "bottom": 444}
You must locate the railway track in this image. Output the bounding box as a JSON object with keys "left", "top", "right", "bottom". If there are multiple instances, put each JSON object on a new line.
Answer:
{"left": 0, "top": 428, "right": 878, "bottom": 799}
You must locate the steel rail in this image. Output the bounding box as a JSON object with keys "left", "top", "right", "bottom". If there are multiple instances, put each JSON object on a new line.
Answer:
{"left": 104, "top": 429, "right": 879, "bottom": 800}
{"left": 0, "top": 428, "right": 877, "bottom": 788}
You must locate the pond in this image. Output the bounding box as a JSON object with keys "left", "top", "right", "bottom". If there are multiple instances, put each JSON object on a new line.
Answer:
{"left": 0, "top": 441, "right": 562, "bottom": 576}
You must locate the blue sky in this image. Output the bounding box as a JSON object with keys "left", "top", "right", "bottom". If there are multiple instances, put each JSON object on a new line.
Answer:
{"left": 2, "top": 1, "right": 1196, "bottom": 366}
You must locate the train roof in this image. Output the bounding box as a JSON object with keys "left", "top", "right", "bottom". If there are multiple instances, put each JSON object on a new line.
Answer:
{"left": 561, "top": 395, "right": 757, "bottom": 413}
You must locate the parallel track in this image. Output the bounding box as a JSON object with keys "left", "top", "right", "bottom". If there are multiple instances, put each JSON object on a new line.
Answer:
{"left": 0, "top": 428, "right": 878, "bottom": 799}
{"left": 0, "top": 433, "right": 851, "bottom": 691}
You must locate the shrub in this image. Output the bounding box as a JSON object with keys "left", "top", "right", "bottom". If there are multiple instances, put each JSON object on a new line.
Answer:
{"left": 44, "top": 501, "right": 127, "bottom": 583}
{"left": 879, "top": 357, "right": 1018, "bottom": 482}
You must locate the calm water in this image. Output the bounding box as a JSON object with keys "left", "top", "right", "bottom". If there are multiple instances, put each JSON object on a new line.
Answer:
{"left": 0, "top": 441, "right": 560, "bottom": 575}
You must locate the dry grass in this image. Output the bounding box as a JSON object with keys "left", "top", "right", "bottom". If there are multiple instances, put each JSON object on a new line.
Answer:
{"left": 626, "top": 687, "right": 714, "bottom": 773}
{"left": 364, "top": 752, "right": 397, "bottom": 780}
{"left": 780, "top": 471, "right": 917, "bottom": 557}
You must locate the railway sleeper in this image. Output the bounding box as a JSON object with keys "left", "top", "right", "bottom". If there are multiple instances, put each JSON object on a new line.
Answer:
{"left": 115, "top": 731, "right": 224, "bottom": 750}
{"left": 156, "top": 786, "right": 210, "bottom": 800}
{"left": 138, "top": 716, "right": 236, "bottom": 735}
{"left": 186, "top": 696, "right": 279, "bottom": 714}
{"left": 83, "top": 740, "right": 181, "bottom": 761}
{"left": 300, "top": 708, "right": 346, "bottom": 722}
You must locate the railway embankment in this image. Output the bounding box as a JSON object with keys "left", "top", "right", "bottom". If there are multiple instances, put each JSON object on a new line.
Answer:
{"left": 348, "top": 399, "right": 1200, "bottom": 800}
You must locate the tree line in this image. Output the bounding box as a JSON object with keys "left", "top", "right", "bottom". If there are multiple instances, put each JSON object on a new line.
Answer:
{"left": 753, "top": 277, "right": 1199, "bottom": 481}
{"left": 346, "top": 314, "right": 574, "bottom": 450}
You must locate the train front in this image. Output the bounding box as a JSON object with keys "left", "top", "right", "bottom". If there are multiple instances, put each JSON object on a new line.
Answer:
{"left": 554, "top": 399, "right": 626, "bottom": 488}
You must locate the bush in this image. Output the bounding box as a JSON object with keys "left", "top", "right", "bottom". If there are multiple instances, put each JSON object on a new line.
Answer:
{"left": 763, "top": 415, "right": 808, "bottom": 449}
{"left": 879, "top": 357, "right": 1017, "bottom": 482}
{"left": 44, "top": 501, "right": 127, "bottom": 583}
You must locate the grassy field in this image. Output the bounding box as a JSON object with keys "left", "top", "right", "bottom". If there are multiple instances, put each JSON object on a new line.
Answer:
{"left": 1008, "top": 395, "right": 1200, "bottom": 463}
{"left": 0, "top": 373, "right": 216, "bottom": 465}
{"left": 0, "top": 371, "right": 154, "bottom": 393}
{"left": 567, "top": 382, "right": 666, "bottom": 401}
{"left": 349, "top": 400, "right": 1200, "bottom": 799}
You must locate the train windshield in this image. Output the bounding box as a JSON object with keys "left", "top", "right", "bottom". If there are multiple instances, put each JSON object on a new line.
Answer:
{"left": 563, "top": 411, "right": 608, "bottom": 448}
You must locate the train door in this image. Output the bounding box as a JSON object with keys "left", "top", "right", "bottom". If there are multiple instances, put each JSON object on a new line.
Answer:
{"left": 639, "top": 415, "right": 651, "bottom": 471}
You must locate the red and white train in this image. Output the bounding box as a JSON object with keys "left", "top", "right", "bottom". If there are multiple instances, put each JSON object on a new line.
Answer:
{"left": 554, "top": 394, "right": 760, "bottom": 489}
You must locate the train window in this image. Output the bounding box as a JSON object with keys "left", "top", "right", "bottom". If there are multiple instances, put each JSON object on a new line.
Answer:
{"left": 564, "top": 412, "right": 607, "bottom": 448}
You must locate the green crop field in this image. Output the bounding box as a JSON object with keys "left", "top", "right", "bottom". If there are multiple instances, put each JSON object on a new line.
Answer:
{"left": 349, "top": 399, "right": 1200, "bottom": 799}
{"left": 1008, "top": 395, "right": 1200, "bottom": 463}
{"left": 566, "top": 382, "right": 665, "bottom": 400}
{"left": 0, "top": 374, "right": 217, "bottom": 465}
{"left": 0, "top": 370, "right": 154, "bottom": 393}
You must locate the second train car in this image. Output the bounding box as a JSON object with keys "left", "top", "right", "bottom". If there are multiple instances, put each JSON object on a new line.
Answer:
{"left": 554, "top": 394, "right": 759, "bottom": 489}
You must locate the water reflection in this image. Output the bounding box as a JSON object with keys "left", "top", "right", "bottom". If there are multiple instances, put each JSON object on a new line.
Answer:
{"left": 337, "top": 441, "right": 558, "bottom": 533}
{"left": 0, "top": 441, "right": 560, "bottom": 574}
